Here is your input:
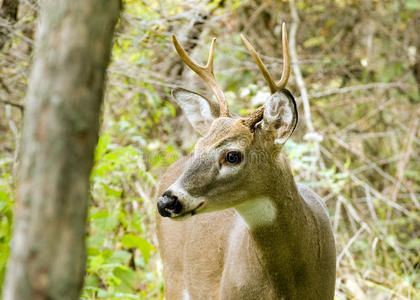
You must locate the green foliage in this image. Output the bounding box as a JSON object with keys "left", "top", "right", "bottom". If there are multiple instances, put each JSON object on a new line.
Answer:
{"left": 80, "top": 2, "right": 184, "bottom": 296}
{"left": 83, "top": 131, "right": 164, "bottom": 299}
{"left": 406, "top": 0, "right": 420, "bottom": 10}
{"left": 0, "top": 159, "right": 13, "bottom": 294}
{"left": 286, "top": 141, "right": 350, "bottom": 194}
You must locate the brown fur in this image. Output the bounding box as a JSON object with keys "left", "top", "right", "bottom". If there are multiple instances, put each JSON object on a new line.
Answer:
{"left": 156, "top": 117, "right": 336, "bottom": 300}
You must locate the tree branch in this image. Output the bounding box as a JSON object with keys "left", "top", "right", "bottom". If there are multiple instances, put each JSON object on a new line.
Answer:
{"left": 307, "top": 82, "right": 403, "bottom": 99}
{"left": 289, "top": 0, "right": 314, "bottom": 133}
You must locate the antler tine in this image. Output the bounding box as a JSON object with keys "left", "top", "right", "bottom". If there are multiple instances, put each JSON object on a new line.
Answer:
{"left": 241, "top": 23, "right": 290, "bottom": 94}
{"left": 172, "top": 34, "right": 229, "bottom": 116}
{"left": 241, "top": 23, "right": 290, "bottom": 129}
{"left": 240, "top": 34, "right": 277, "bottom": 94}
{"left": 277, "top": 23, "right": 290, "bottom": 89}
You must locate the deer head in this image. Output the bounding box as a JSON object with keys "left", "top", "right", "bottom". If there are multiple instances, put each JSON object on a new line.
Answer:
{"left": 157, "top": 23, "right": 297, "bottom": 219}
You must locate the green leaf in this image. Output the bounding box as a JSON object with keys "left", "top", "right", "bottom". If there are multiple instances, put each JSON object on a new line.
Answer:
{"left": 121, "top": 234, "right": 152, "bottom": 263}
{"left": 91, "top": 210, "right": 119, "bottom": 232}
{"left": 107, "top": 250, "right": 132, "bottom": 265}
{"left": 112, "top": 266, "right": 137, "bottom": 293}
{"left": 0, "top": 189, "right": 9, "bottom": 203}
{"left": 406, "top": 0, "right": 420, "bottom": 10}
{"left": 102, "top": 183, "right": 122, "bottom": 198}
{"left": 97, "top": 288, "right": 108, "bottom": 298}
{"left": 84, "top": 274, "right": 100, "bottom": 288}
{"left": 94, "top": 134, "right": 111, "bottom": 162}
{"left": 87, "top": 247, "right": 100, "bottom": 257}
{"left": 87, "top": 233, "right": 105, "bottom": 249}
{"left": 303, "top": 36, "right": 325, "bottom": 48}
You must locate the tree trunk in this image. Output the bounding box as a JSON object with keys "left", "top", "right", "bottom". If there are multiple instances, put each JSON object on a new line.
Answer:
{"left": 2, "top": 0, "right": 120, "bottom": 299}
{"left": 413, "top": 56, "right": 420, "bottom": 94}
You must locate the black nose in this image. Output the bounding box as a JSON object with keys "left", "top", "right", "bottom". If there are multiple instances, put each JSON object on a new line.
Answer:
{"left": 157, "top": 191, "right": 182, "bottom": 217}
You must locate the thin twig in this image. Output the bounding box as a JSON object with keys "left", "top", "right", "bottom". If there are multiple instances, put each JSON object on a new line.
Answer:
{"left": 243, "top": 2, "right": 270, "bottom": 32}
{"left": 289, "top": 0, "right": 325, "bottom": 176}
{"left": 337, "top": 222, "right": 367, "bottom": 266}
{"left": 306, "top": 82, "right": 404, "bottom": 100}
{"left": 319, "top": 145, "right": 411, "bottom": 216}
{"left": 289, "top": 0, "right": 314, "bottom": 133}
{"left": 391, "top": 107, "right": 420, "bottom": 206}
{"left": 330, "top": 135, "right": 407, "bottom": 189}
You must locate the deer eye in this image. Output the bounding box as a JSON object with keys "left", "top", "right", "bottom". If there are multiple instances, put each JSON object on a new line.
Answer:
{"left": 224, "top": 151, "right": 242, "bottom": 165}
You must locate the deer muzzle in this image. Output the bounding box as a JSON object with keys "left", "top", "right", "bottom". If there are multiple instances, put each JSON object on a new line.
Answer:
{"left": 157, "top": 191, "right": 182, "bottom": 217}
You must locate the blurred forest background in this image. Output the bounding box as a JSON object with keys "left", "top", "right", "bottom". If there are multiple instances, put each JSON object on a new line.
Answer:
{"left": 0, "top": 0, "right": 419, "bottom": 299}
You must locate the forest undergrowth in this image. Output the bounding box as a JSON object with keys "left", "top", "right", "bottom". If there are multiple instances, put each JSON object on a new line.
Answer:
{"left": 1, "top": 1, "right": 419, "bottom": 299}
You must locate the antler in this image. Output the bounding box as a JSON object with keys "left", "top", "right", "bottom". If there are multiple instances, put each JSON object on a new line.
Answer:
{"left": 241, "top": 23, "right": 290, "bottom": 129}
{"left": 172, "top": 34, "right": 229, "bottom": 117}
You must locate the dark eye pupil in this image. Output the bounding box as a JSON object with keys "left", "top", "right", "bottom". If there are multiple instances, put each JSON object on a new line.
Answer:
{"left": 226, "top": 152, "right": 241, "bottom": 164}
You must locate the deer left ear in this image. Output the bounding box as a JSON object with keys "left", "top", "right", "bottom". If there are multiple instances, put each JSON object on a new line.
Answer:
{"left": 260, "top": 89, "right": 298, "bottom": 144}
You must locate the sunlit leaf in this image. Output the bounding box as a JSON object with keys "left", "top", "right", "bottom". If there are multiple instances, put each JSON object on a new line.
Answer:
{"left": 121, "top": 234, "right": 152, "bottom": 263}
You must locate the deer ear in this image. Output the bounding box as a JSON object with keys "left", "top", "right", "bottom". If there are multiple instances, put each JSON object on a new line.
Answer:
{"left": 260, "top": 89, "right": 298, "bottom": 144}
{"left": 172, "top": 88, "right": 219, "bottom": 136}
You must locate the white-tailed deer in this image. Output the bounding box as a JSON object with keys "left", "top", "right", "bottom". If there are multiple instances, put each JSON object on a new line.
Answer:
{"left": 156, "top": 24, "right": 336, "bottom": 300}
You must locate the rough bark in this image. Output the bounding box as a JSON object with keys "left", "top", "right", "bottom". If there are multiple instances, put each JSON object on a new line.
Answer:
{"left": 413, "top": 58, "right": 420, "bottom": 94}
{"left": 0, "top": 0, "right": 19, "bottom": 49}
{"left": 2, "top": 0, "right": 121, "bottom": 299}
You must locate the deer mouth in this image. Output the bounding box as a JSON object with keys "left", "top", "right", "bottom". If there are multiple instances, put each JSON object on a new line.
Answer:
{"left": 190, "top": 202, "right": 205, "bottom": 216}
{"left": 173, "top": 202, "right": 205, "bottom": 220}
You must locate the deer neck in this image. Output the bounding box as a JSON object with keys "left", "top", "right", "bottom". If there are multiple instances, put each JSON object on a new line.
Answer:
{"left": 233, "top": 155, "right": 312, "bottom": 293}
{"left": 235, "top": 154, "right": 305, "bottom": 231}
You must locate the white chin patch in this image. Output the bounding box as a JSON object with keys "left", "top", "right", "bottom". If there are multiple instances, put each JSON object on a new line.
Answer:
{"left": 171, "top": 212, "right": 193, "bottom": 221}
{"left": 183, "top": 289, "right": 191, "bottom": 300}
{"left": 234, "top": 197, "right": 276, "bottom": 229}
